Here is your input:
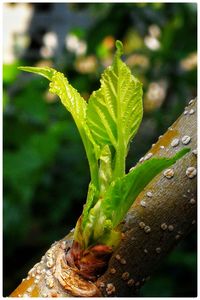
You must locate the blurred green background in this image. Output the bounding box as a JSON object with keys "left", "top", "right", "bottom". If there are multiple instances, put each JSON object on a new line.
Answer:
{"left": 3, "top": 3, "right": 197, "bottom": 296}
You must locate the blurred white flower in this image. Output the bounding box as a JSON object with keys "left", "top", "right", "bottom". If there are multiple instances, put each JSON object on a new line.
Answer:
{"left": 144, "top": 80, "right": 168, "bottom": 112}
{"left": 144, "top": 36, "right": 160, "bottom": 51}
{"left": 180, "top": 52, "right": 197, "bottom": 71}
{"left": 43, "top": 32, "right": 58, "bottom": 50}
{"left": 147, "top": 81, "right": 167, "bottom": 102}
{"left": 144, "top": 24, "right": 161, "bottom": 51}
{"left": 126, "top": 54, "right": 149, "bottom": 69}
{"left": 65, "top": 34, "right": 79, "bottom": 52}
{"left": 148, "top": 24, "right": 161, "bottom": 38}
{"left": 65, "top": 33, "right": 87, "bottom": 56}
{"left": 75, "top": 55, "right": 97, "bottom": 73}
{"left": 3, "top": 3, "right": 33, "bottom": 63}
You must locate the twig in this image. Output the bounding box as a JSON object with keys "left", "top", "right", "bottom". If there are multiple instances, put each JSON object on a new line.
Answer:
{"left": 10, "top": 99, "right": 197, "bottom": 297}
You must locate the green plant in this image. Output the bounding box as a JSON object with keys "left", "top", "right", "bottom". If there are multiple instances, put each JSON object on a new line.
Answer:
{"left": 18, "top": 41, "right": 189, "bottom": 254}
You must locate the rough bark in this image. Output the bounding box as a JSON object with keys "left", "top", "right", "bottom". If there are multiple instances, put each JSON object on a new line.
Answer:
{"left": 10, "top": 99, "right": 197, "bottom": 297}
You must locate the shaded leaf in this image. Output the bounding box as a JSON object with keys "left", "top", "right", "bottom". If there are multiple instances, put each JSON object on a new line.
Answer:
{"left": 84, "top": 148, "right": 190, "bottom": 247}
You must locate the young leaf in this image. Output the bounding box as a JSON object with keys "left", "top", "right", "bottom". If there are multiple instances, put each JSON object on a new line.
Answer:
{"left": 87, "top": 41, "right": 143, "bottom": 178}
{"left": 83, "top": 148, "right": 190, "bottom": 247}
{"left": 81, "top": 183, "right": 99, "bottom": 232}
{"left": 73, "top": 182, "right": 98, "bottom": 248}
{"left": 18, "top": 66, "right": 100, "bottom": 187}
{"left": 18, "top": 67, "right": 87, "bottom": 131}
{"left": 18, "top": 66, "right": 56, "bottom": 81}
{"left": 19, "top": 43, "right": 190, "bottom": 253}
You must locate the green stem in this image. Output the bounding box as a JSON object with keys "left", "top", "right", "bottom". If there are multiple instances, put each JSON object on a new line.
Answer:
{"left": 112, "top": 53, "right": 126, "bottom": 179}
{"left": 114, "top": 140, "right": 126, "bottom": 178}
{"left": 80, "top": 131, "right": 99, "bottom": 189}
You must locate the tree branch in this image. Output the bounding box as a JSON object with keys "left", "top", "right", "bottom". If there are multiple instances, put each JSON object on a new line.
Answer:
{"left": 10, "top": 99, "right": 197, "bottom": 297}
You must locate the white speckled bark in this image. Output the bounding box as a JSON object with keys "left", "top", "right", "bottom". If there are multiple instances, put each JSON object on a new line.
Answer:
{"left": 10, "top": 99, "right": 197, "bottom": 297}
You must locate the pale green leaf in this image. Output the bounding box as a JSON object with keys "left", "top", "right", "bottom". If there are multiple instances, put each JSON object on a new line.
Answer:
{"left": 103, "top": 148, "right": 190, "bottom": 227}
{"left": 18, "top": 66, "right": 87, "bottom": 138}
{"left": 18, "top": 44, "right": 189, "bottom": 252}
{"left": 81, "top": 183, "right": 99, "bottom": 231}
{"left": 18, "top": 66, "right": 56, "bottom": 81}
{"left": 79, "top": 146, "right": 112, "bottom": 247}
{"left": 83, "top": 148, "right": 190, "bottom": 246}
{"left": 18, "top": 66, "right": 100, "bottom": 186}
{"left": 87, "top": 41, "right": 143, "bottom": 177}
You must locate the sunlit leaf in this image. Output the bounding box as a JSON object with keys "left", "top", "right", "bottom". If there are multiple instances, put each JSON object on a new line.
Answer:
{"left": 18, "top": 66, "right": 100, "bottom": 187}
{"left": 18, "top": 43, "right": 190, "bottom": 251}
{"left": 87, "top": 40, "right": 143, "bottom": 177}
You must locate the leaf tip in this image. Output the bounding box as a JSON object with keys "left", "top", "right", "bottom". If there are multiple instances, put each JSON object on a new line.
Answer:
{"left": 17, "top": 66, "right": 56, "bottom": 81}
{"left": 174, "top": 147, "right": 190, "bottom": 161}
{"left": 115, "top": 40, "right": 123, "bottom": 57}
{"left": 181, "top": 147, "right": 190, "bottom": 154}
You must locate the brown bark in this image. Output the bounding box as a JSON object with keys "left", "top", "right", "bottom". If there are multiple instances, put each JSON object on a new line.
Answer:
{"left": 10, "top": 99, "right": 197, "bottom": 297}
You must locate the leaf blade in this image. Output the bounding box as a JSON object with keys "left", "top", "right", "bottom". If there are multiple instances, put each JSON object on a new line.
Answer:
{"left": 103, "top": 148, "right": 190, "bottom": 227}
{"left": 84, "top": 148, "right": 190, "bottom": 247}
{"left": 18, "top": 66, "right": 56, "bottom": 81}
{"left": 18, "top": 66, "right": 100, "bottom": 187}
{"left": 87, "top": 41, "right": 143, "bottom": 177}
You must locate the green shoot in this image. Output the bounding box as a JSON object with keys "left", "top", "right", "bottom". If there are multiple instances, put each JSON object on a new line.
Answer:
{"left": 18, "top": 41, "right": 190, "bottom": 250}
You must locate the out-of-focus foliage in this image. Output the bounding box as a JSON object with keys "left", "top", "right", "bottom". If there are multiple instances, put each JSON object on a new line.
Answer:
{"left": 3, "top": 2, "right": 197, "bottom": 296}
